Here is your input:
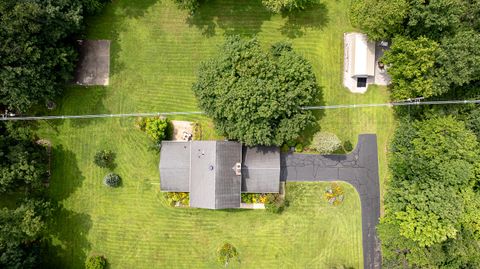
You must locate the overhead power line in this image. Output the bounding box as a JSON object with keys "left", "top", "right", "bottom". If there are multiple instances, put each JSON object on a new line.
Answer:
{"left": 1, "top": 99, "right": 479, "bottom": 121}
{"left": 0, "top": 111, "right": 204, "bottom": 121}
{"left": 301, "top": 99, "right": 480, "bottom": 110}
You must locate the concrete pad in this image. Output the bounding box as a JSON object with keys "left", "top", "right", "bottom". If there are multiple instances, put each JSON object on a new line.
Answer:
{"left": 74, "top": 40, "right": 110, "bottom": 86}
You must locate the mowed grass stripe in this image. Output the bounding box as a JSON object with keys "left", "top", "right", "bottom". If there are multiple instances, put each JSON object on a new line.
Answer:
{"left": 35, "top": 0, "right": 389, "bottom": 267}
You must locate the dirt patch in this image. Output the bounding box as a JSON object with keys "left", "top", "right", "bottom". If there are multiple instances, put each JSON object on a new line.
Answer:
{"left": 74, "top": 40, "right": 110, "bottom": 86}
{"left": 171, "top": 120, "right": 193, "bottom": 141}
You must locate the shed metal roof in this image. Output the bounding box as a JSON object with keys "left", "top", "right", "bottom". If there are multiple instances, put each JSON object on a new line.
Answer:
{"left": 348, "top": 33, "right": 376, "bottom": 77}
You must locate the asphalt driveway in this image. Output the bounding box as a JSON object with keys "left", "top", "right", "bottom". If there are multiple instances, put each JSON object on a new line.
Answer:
{"left": 280, "top": 134, "right": 381, "bottom": 269}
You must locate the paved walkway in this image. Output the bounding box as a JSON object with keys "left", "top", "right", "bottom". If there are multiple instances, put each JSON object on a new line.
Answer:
{"left": 280, "top": 134, "right": 381, "bottom": 269}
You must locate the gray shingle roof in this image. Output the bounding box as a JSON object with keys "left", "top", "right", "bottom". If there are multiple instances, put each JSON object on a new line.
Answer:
{"left": 159, "top": 141, "right": 279, "bottom": 209}
{"left": 241, "top": 146, "right": 280, "bottom": 193}
{"left": 189, "top": 141, "right": 217, "bottom": 209}
{"left": 159, "top": 141, "right": 190, "bottom": 192}
{"left": 214, "top": 141, "right": 242, "bottom": 209}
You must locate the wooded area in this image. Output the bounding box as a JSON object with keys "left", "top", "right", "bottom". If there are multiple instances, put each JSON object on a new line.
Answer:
{"left": 351, "top": 0, "right": 480, "bottom": 267}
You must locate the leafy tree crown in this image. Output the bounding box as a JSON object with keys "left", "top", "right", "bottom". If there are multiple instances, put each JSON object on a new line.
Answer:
{"left": 193, "top": 36, "right": 320, "bottom": 146}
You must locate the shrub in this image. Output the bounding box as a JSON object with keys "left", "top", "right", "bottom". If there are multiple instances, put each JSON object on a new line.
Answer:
{"left": 145, "top": 117, "right": 169, "bottom": 143}
{"left": 85, "top": 255, "right": 106, "bottom": 269}
{"left": 265, "top": 194, "right": 288, "bottom": 213}
{"left": 295, "top": 143, "right": 303, "bottom": 153}
{"left": 164, "top": 192, "right": 189, "bottom": 206}
{"left": 135, "top": 117, "right": 147, "bottom": 131}
{"left": 312, "top": 132, "right": 341, "bottom": 154}
{"left": 217, "top": 243, "right": 239, "bottom": 266}
{"left": 93, "top": 150, "right": 115, "bottom": 168}
{"left": 343, "top": 140, "right": 354, "bottom": 152}
{"left": 262, "top": 0, "right": 316, "bottom": 13}
{"left": 286, "top": 140, "right": 297, "bottom": 147}
{"left": 192, "top": 121, "right": 202, "bottom": 140}
{"left": 103, "top": 173, "right": 121, "bottom": 188}
{"left": 241, "top": 193, "right": 264, "bottom": 203}
{"left": 324, "top": 183, "right": 345, "bottom": 206}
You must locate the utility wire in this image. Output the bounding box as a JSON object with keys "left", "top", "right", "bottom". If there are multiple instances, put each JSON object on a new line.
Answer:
{"left": 1, "top": 99, "right": 479, "bottom": 121}
{"left": 302, "top": 99, "right": 480, "bottom": 110}
{"left": 0, "top": 111, "right": 204, "bottom": 121}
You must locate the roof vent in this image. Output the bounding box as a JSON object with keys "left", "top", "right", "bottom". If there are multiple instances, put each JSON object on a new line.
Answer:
{"left": 208, "top": 165, "right": 214, "bottom": 171}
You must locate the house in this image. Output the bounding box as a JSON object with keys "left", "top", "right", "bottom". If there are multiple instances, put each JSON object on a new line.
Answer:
{"left": 343, "top": 32, "right": 391, "bottom": 93}
{"left": 159, "top": 141, "right": 280, "bottom": 209}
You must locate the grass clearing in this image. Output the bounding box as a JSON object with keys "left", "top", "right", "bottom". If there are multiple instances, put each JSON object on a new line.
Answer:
{"left": 33, "top": 0, "right": 396, "bottom": 267}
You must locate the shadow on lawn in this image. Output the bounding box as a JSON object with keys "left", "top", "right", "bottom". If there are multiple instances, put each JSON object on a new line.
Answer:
{"left": 49, "top": 145, "right": 85, "bottom": 201}
{"left": 38, "top": 86, "right": 110, "bottom": 130}
{"left": 280, "top": 2, "right": 329, "bottom": 38}
{"left": 98, "top": 0, "right": 162, "bottom": 78}
{"left": 39, "top": 146, "right": 92, "bottom": 268}
{"left": 40, "top": 206, "right": 92, "bottom": 269}
{"left": 187, "top": 0, "right": 272, "bottom": 37}
{"left": 114, "top": 0, "right": 161, "bottom": 18}
{"left": 298, "top": 85, "right": 326, "bottom": 146}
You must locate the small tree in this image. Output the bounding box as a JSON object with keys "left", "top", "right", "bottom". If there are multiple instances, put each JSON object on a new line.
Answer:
{"left": 145, "top": 117, "right": 169, "bottom": 143}
{"left": 312, "top": 132, "right": 341, "bottom": 154}
{"left": 93, "top": 150, "right": 115, "bottom": 168}
{"left": 85, "top": 255, "right": 106, "bottom": 269}
{"left": 217, "top": 243, "right": 239, "bottom": 267}
{"left": 103, "top": 173, "right": 121, "bottom": 188}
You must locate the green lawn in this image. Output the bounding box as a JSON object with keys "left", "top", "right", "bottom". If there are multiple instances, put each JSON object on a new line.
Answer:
{"left": 35, "top": 0, "right": 397, "bottom": 267}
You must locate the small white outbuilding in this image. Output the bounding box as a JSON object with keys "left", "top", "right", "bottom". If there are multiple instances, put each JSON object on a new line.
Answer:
{"left": 349, "top": 33, "right": 376, "bottom": 78}
{"left": 343, "top": 32, "right": 390, "bottom": 93}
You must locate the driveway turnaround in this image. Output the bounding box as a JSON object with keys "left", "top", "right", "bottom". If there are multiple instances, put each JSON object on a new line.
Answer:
{"left": 280, "top": 134, "right": 381, "bottom": 269}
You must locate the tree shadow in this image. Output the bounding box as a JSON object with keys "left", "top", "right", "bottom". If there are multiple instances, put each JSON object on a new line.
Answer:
{"left": 279, "top": 2, "right": 329, "bottom": 38}
{"left": 299, "top": 85, "right": 326, "bottom": 145}
{"left": 112, "top": 0, "right": 161, "bottom": 19}
{"left": 187, "top": 0, "right": 273, "bottom": 37}
{"left": 40, "top": 206, "right": 92, "bottom": 269}
{"left": 49, "top": 145, "right": 85, "bottom": 202}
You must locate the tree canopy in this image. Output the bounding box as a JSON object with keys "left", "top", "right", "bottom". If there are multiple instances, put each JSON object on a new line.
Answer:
{"left": 0, "top": 123, "right": 48, "bottom": 193}
{"left": 193, "top": 36, "right": 320, "bottom": 146}
{"left": 350, "top": 0, "right": 409, "bottom": 41}
{"left": 0, "top": 199, "right": 51, "bottom": 269}
{"left": 351, "top": 0, "right": 480, "bottom": 100}
{"left": 0, "top": 0, "right": 108, "bottom": 112}
{"left": 379, "top": 116, "right": 480, "bottom": 267}
{"left": 381, "top": 36, "right": 440, "bottom": 100}
{"left": 262, "top": 0, "right": 316, "bottom": 13}
{"left": 349, "top": 1, "right": 480, "bottom": 267}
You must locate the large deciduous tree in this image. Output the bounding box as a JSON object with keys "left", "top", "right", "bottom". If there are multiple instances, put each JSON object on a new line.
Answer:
{"left": 193, "top": 37, "right": 320, "bottom": 146}
{"left": 406, "top": 0, "right": 465, "bottom": 40}
{"left": 379, "top": 116, "right": 480, "bottom": 267}
{"left": 350, "top": 0, "right": 409, "bottom": 41}
{"left": 0, "top": 0, "right": 109, "bottom": 112}
{"left": 0, "top": 199, "right": 51, "bottom": 269}
{"left": 0, "top": 122, "right": 48, "bottom": 193}
{"left": 382, "top": 36, "right": 441, "bottom": 100}
{"left": 435, "top": 30, "right": 480, "bottom": 88}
